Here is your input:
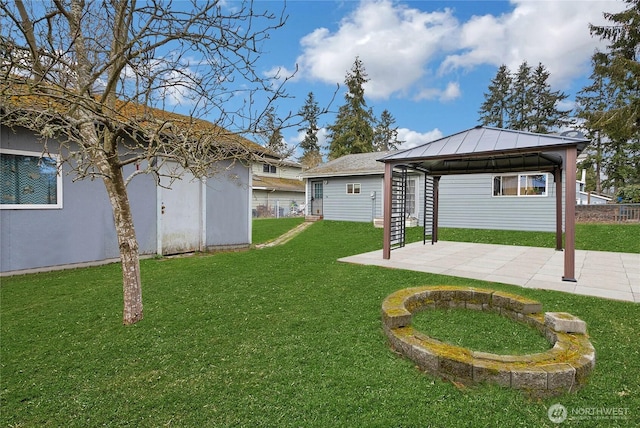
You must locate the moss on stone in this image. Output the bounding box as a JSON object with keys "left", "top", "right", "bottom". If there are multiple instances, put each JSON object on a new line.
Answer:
{"left": 382, "top": 285, "right": 596, "bottom": 396}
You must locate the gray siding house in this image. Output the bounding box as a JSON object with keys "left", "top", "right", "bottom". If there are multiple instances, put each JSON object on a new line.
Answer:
{"left": 302, "top": 151, "right": 566, "bottom": 232}
{"left": 301, "top": 152, "right": 425, "bottom": 224}
{"left": 251, "top": 157, "right": 305, "bottom": 217}
{"left": 1, "top": 124, "right": 253, "bottom": 274}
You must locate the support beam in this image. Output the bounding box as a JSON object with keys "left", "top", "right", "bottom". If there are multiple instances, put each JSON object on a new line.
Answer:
{"left": 432, "top": 176, "right": 440, "bottom": 244}
{"left": 383, "top": 162, "right": 393, "bottom": 259}
{"left": 554, "top": 167, "right": 563, "bottom": 251}
{"left": 563, "top": 147, "right": 577, "bottom": 282}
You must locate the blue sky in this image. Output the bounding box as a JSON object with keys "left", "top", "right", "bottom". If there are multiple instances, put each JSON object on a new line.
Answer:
{"left": 236, "top": 0, "right": 626, "bottom": 157}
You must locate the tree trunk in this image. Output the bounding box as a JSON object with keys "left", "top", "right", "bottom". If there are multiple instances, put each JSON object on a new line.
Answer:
{"left": 100, "top": 155, "right": 144, "bottom": 325}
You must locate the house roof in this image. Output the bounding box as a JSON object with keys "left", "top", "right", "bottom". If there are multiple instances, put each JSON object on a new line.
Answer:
{"left": 0, "top": 80, "right": 271, "bottom": 157}
{"left": 378, "top": 126, "right": 590, "bottom": 175}
{"left": 252, "top": 175, "right": 304, "bottom": 192}
{"left": 301, "top": 151, "right": 391, "bottom": 178}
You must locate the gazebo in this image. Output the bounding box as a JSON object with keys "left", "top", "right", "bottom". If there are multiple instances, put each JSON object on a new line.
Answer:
{"left": 378, "top": 126, "right": 590, "bottom": 282}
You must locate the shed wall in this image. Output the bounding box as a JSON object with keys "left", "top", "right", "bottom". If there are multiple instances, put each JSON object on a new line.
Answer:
{"left": 2, "top": 125, "right": 252, "bottom": 273}
{"left": 205, "top": 159, "right": 251, "bottom": 248}
{"left": 1, "top": 125, "right": 157, "bottom": 273}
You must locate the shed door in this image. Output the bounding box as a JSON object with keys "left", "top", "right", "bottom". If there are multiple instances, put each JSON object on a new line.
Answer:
{"left": 158, "top": 162, "right": 204, "bottom": 255}
{"left": 311, "top": 180, "right": 323, "bottom": 215}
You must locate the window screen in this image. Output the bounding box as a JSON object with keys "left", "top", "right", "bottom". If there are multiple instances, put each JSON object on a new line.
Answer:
{"left": 1, "top": 150, "right": 61, "bottom": 208}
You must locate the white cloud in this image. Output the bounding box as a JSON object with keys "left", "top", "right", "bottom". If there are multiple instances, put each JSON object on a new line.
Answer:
{"left": 440, "top": 0, "right": 627, "bottom": 87}
{"left": 397, "top": 128, "right": 443, "bottom": 149}
{"left": 296, "top": 0, "right": 458, "bottom": 99}
{"left": 413, "top": 81, "right": 461, "bottom": 102}
{"left": 292, "top": 0, "right": 627, "bottom": 101}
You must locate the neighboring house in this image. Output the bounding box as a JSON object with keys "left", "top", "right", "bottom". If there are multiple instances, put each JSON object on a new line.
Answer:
{"left": 301, "top": 151, "right": 423, "bottom": 223}
{"left": 302, "top": 148, "right": 581, "bottom": 233}
{"left": 576, "top": 170, "right": 611, "bottom": 205}
{"left": 1, "top": 118, "right": 260, "bottom": 274}
{"left": 251, "top": 156, "right": 305, "bottom": 217}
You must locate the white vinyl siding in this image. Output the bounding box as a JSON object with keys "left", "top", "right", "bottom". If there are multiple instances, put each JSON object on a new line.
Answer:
{"left": 320, "top": 176, "right": 381, "bottom": 222}
{"left": 439, "top": 174, "right": 562, "bottom": 232}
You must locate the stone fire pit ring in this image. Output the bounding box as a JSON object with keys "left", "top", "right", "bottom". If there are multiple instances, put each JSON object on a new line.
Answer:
{"left": 382, "top": 286, "right": 595, "bottom": 396}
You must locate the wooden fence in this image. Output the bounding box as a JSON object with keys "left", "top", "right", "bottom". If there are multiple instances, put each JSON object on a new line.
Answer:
{"left": 575, "top": 204, "right": 640, "bottom": 223}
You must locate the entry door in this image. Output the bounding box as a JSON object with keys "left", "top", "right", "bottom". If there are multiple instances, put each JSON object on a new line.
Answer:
{"left": 311, "top": 181, "right": 323, "bottom": 215}
{"left": 158, "top": 162, "right": 204, "bottom": 255}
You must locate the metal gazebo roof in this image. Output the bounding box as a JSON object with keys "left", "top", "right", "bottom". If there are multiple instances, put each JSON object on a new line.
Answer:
{"left": 377, "top": 126, "right": 590, "bottom": 174}
{"left": 377, "top": 126, "right": 590, "bottom": 284}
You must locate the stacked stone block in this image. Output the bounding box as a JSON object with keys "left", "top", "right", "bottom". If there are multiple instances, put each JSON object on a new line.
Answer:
{"left": 382, "top": 286, "right": 595, "bottom": 397}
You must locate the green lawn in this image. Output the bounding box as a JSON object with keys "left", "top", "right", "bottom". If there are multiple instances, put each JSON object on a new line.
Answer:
{"left": 1, "top": 221, "right": 638, "bottom": 427}
{"left": 252, "top": 216, "right": 305, "bottom": 245}
{"left": 432, "top": 223, "right": 640, "bottom": 253}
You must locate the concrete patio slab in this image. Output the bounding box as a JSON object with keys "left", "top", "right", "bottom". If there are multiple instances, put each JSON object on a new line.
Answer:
{"left": 339, "top": 241, "right": 639, "bottom": 303}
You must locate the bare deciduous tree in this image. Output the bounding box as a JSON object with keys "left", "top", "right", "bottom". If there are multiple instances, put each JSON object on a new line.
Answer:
{"left": 0, "top": 0, "right": 289, "bottom": 324}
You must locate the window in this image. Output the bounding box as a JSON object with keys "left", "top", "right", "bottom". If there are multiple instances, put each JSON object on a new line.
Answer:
{"left": 406, "top": 179, "right": 416, "bottom": 216}
{"left": 262, "top": 164, "right": 276, "bottom": 174}
{"left": 493, "top": 173, "right": 547, "bottom": 197}
{"left": 313, "top": 182, "right": 323, "bottom": 199}
{"left": 1, "top": 149, "right": 62, "bottom": 209}
{"left": 346, "top": 183, "right": 361, "bottom": 194}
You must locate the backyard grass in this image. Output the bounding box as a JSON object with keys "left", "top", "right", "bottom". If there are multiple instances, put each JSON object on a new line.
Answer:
{"left": 252, "top": 216, "right": 305, "bottom": 244}
{"left": 1, "top": 221, "right": 639, "bottom": 427}
{"left": 411, "top": 308, "right": 552, "bottom": 355}
{"left": 418, "top": 223, "right": 640, "bottom": 253}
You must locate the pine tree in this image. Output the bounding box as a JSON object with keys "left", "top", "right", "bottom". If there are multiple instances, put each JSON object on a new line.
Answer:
{"left": 298, "top": 92, "right": 322, "bottom": 168}
{"left": 589, "top": 0, "right": 640, "bottom": 136}
{"left": 478, "top": 65, "right": 512, "bottom": 128}
{"left": 585, "top": 0, "right": 640, "bottom": 191}
{"left": 479, "top": 61, "right": 572, "bottom": 133}
{"left": 576, "top": 55, "right": 610, "bottom": 194}
{"left": 326, "top": 57, "right": 375, "bottom": 159}
{"left": 261, "top": 107, "right": 289, "bottom": 157}
{"left": 508, "top": 61, "right": 534, "bottom": 130}
{"left": 530, "top": 63, "right": 571, "bottom": 133}
{"left": 373, "top": 109, "right": 403, "bottom": 151}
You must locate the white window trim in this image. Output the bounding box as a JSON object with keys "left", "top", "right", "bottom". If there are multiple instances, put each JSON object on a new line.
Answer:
{"left": 346, "top": 183, "right": 361, "bottom": 195}
{"left": 1, "top": 148, "right": 63, "bottom": 209}
{"left": 492, "top": 172, "right": 548, "bottom": 197}
{"left": 408, "top": 178, "right": 419, "bottom": 217}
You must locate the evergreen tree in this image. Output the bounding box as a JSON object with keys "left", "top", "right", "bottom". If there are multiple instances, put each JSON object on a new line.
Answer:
{"left": 261, "top": 107, "right": 289, "bottom": 157}
{"left": 576, "top": 55, "right": 611, "bottom": 194}
{"left": 585, "top": 0, "right": 640, "bottom": 191}
{"left": 298, "top": 92, "right": 322, "bottom": 168}
{"left": 326, "top": 57, "right": 375, "bottom": 159}
{"left": 530, "top": 63, "right": 571, "bottom": 133}
{"left": 589, "top": 0, "right": 640, "bottom": 137}
{"left": 373, "top": 109, "right": 403, "bottom": 151}
{"left": 478, "top": 65, "right": 512, "bottom": 128}
{"left": 479, "top": 61, "right": 572, "bottom": 133}
{"left": 508, "top": 61, "right": 534, "bottom": 130}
